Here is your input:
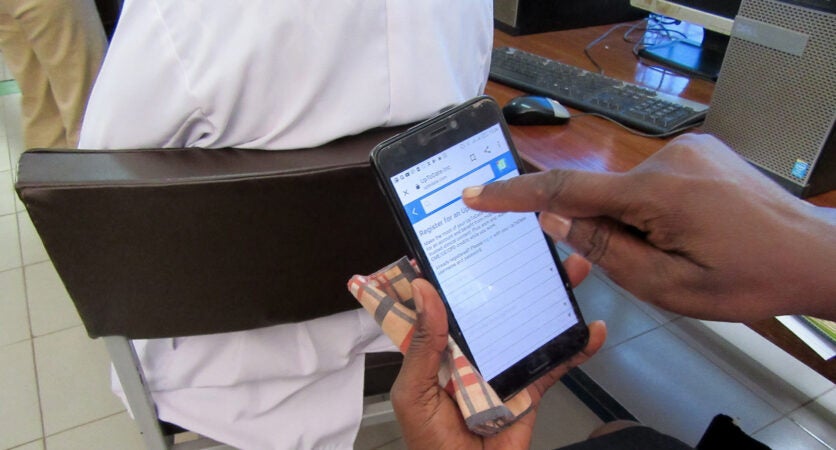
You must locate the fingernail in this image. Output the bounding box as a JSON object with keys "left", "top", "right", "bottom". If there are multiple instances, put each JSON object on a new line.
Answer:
{"left": 461, "top": 185, "right": 483, "bottom": 199}
{"left": 412, "top": 282, "right": 424, "bottom": 314}
{"left": 540, "top": 212, "right": 572, "bottom": 240}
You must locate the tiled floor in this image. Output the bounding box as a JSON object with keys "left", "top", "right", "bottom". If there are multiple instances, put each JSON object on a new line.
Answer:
{"left": 564, "top": 256, "right": 836, "bottom": 449}
{"left": 0, "top": 55, "right": 145, "bottom": 450}
{"left": 2, "top": 52, "right": 834, "bottom": 449}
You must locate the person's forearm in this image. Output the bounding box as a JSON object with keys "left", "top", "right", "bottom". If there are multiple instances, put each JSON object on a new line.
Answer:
{"left": 782, "top": 205, "right": 836, "bottom": 320}
{"left": 804, "top": 207, "right": 836, "bottom": 319}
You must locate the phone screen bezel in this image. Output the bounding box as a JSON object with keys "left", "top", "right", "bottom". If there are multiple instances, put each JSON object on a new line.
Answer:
{"left": 370, "top": 96, "right": 589, "bottom": 400}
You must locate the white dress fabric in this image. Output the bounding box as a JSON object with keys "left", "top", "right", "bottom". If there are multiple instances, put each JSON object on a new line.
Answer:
{"left": 80, "top": 0, "right": 493, "bottom": 150}
{"left": 115, "top": 310, "right": 397, "bottom": 449}
{"left": 81, "top": 0, "right": 493, "bottom": 448}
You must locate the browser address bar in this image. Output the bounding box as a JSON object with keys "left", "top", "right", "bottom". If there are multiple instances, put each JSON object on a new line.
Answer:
{"left": 420, "top": 165, "right": 494, "bottom": 215}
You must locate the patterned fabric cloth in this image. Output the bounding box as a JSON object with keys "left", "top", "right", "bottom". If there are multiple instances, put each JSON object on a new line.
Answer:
{"left": 347, "top": 256, "right": 534, "bottom": 436}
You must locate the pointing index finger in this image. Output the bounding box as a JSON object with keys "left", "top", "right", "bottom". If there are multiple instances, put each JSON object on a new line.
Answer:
{"left": 462, "top": 169, "right": 633, "bottom": 220}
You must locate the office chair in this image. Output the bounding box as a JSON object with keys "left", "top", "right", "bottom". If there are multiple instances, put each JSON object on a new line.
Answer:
{"left": 15, "top": 126, "right": 410, "bottom": 449}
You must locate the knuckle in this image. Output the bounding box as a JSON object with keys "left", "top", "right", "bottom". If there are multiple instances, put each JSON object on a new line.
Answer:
{"left": 567, "top": 218, "right": 615, "bottom": 265}
{"left": 542, "top": 170, "right": 573, "bottom": 211}
{"left": 585, "top": 222, "right": 613, "bottom": 265}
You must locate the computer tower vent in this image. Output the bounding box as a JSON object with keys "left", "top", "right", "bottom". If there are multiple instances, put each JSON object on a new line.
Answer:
{"left": 703, "top": 0, "right": 835, "bottom": 197}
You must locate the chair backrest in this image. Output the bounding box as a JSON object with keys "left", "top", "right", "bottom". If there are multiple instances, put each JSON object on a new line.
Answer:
{"left": 15, "top": 126, "right": 410, "bottom": 339}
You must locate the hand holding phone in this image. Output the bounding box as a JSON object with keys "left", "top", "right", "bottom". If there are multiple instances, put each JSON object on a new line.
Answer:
{"left": 371, "top": 96, "right": 589, "bottom": 400}
{"left": 392, "top": 274, "right": 606, "bottom": 448}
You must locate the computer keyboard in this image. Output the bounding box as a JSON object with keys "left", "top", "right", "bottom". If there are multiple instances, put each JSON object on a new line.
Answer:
{"left": 490, "top": 47, "right": 709, "bottom": 135}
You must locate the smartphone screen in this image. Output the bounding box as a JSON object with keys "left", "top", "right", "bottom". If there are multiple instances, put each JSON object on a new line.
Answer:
{"left": 389, "top": 122, "right": 579, "bottom": 380}
{"left": 371, "top": 97, "right": 587, "bottom": 399}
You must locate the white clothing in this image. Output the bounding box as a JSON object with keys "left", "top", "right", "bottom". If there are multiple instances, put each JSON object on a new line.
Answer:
{"left": 80, "top": 0, "right": 493, "bottom": 150}
{"left": 117, "top": 310, "right": 396, "bottom": 450}
{"left": 81, "top": 0, "right": 493, "bottom": 448}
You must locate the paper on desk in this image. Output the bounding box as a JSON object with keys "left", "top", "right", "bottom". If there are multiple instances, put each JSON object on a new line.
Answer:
{"left": 777, "top": 316, "right": 836, "bottom": 360}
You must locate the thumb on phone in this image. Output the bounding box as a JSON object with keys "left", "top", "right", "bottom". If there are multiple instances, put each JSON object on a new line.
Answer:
{"left": 403, "top": 279, "right": 449, "bottom": 380}
{"left": 391, "top": 278, "right": 463, "bottom": 439}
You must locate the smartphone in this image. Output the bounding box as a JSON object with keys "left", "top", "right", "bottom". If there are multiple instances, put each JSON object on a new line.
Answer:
{"left": 370, "top": 96, "right": 589, "bottom": 400}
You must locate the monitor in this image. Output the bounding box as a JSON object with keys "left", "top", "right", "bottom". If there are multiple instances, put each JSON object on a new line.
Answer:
{"left": 630, "top": 0, "right": 743, "bottom": 80}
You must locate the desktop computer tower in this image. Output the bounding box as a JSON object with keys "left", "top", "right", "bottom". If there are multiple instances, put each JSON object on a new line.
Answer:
{"left": 493, "top": 0, "right": 646, "bottom": 35}
{"left": 702, "top": 0, "right": 836, "bottom": 198}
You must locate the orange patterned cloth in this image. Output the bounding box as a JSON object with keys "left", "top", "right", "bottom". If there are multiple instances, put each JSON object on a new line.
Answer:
{"left": 347, "top": 257, "right": 533, "bottom": 436}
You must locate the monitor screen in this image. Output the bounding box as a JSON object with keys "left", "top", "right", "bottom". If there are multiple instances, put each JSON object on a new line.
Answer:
{"left": 629, "top": 0, "right": 743, "bottom": 80}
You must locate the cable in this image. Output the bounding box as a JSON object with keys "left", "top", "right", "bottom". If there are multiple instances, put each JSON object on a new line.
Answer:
{"left": 583, "top": 17, "right": 685, "bottom": 79}
{"left": 579, "top": 17, "right": 706, "bottom": 137}
{"left": 629, "top": 15, "right": 694, "bottom": 87}
{"left": 622, "top": 19, "right": 650, "bottom": 43}
{"left": 583, "top": 21, "right": 647, "bottom": 75}
{"left": 648, "top": 13, "right": 680, "bottom": 26}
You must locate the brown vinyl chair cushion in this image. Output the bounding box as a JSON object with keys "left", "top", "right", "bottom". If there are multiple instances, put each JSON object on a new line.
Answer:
{"left": 15, "top": 126, "right": 410, "bottom": 339}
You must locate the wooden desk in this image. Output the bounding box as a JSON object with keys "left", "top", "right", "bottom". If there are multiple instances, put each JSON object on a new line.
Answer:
{"left": 485, "top": 24, "right": 835, "bottom": 383}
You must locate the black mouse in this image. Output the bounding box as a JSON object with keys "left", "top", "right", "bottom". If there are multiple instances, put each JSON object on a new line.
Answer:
{"left": 502, "top": 95, "right": 570, "bottom": 125}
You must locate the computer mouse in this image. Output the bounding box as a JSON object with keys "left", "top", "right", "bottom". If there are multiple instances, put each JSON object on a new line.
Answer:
{"left": 502, "top": 95, "right": 570, "bottom": 125}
